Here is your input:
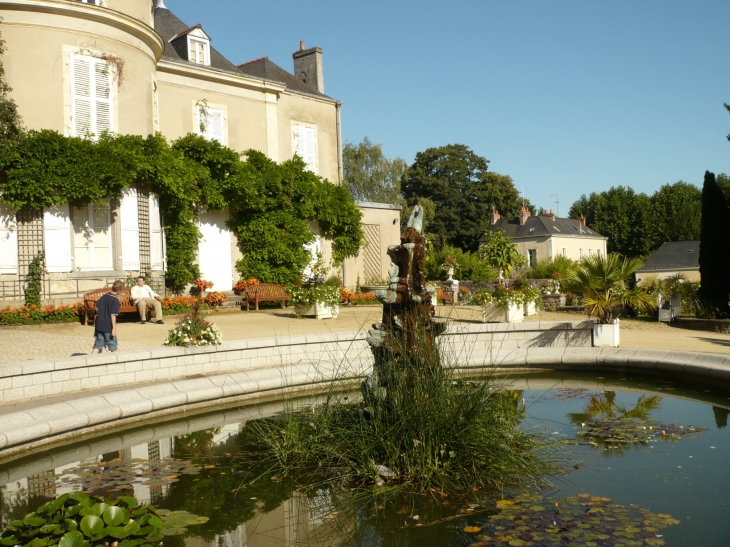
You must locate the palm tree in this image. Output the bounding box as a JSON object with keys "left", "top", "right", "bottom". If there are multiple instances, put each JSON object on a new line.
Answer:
{"left": 640, "top": 273, "right": 701, "bottom": 314}
{"left": 565, "top": 254, "right": 656, "bottom": 324}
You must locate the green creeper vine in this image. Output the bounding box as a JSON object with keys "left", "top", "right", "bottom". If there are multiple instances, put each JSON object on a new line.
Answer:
{"left": 24, "top": 252, "right": 45, "bottom": 306}
{"left": 0, "top": 27, "right": 23, "bottom": 150}
{"left": 0, "top": 131, "right": 363, "bottom": 293}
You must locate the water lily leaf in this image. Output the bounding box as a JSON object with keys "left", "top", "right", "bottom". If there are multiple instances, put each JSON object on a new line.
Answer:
{"left": 146, "top": 516, "right": 163, "bottom": 529}
{"left": 58, "top": 531, "right": 84, "bottom": 547}
{"left": 80, "top": 516, "right": 104, "bottom": 537}
{"left": 24, "top": 516, "right": 46, "bottom": 527}
{"left": 119, "top": 497, "right": 138, "bottom": 509}
{"left": 161, "top": 527, "right": 187, "bottom": 536}
{"left": 48, "top": 495, "right": 70, "bottom": 515}
{"left": 1, "top": 536, "right": 19, "bottom": 545}
{"left": 30, "top": 537, "right": 51, "bottom": 547}
{"left": 103, "top": 507, "right": 125, "bottom": 527}
{"left": 463, "top": 526, "right": 482, "bottom": 533}
{"left": 64, "top": 520, "right": 78, "bottom": 532}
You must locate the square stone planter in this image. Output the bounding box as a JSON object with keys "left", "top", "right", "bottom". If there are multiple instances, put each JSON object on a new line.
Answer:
{"left": 505, "top": 301, "right": 524, "bottom": 323}
{"left": 523, "top": 300, "right": 538, "bottom": 316}
{"left": 295, "top": 302, "right": 339, "bottom": 319}
{"left": 593, "top": 319, "right": 620, "bottom": 347}
{"left": 481, "top": 303, "right": 502, "bottom": 323}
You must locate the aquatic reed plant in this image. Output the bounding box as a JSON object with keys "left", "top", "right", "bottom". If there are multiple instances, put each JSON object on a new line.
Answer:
{"left": 247, "top": 333, "right": 549, "bottom": 497}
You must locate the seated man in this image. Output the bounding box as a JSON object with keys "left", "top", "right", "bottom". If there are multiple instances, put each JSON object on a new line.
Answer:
{"left": 131, "top": 276, "right": 164, "bottom": 324}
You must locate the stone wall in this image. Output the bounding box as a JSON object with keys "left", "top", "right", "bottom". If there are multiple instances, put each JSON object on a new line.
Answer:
{"left": 0, "top": 321, "right": 594, "bottom": 406}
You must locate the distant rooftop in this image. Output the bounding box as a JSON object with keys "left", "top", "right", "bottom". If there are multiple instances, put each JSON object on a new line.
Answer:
{"left": 639, "top": 241, "right": 700, "bottom": 271}
{"left": 482, "top": 213, "right": 606, "bottom": 241}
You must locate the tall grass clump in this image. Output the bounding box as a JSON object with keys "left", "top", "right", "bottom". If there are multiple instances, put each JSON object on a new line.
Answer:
{"left": 248, "top": 339, "right": 547, "bottom": 497}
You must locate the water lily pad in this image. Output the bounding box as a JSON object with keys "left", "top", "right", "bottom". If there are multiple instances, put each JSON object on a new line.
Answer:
{"left": 463, "top": 526, "right": 482, "bottom": 533}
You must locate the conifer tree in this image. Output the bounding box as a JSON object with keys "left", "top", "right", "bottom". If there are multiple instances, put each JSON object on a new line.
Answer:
{"left": 698, "top": 171, "right": 730, "bottom": 315}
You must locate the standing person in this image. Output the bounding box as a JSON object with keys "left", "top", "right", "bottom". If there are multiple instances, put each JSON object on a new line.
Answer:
{"left": 91, "top": 280, "right": 124, "bottom": 354}
{"left": 131, "top": 276, "right": 164, "bottom": 324}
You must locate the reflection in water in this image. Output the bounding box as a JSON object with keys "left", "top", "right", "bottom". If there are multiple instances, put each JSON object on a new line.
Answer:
{"left": 567, "top": 391, "right": 662, "bottom": 425}
{"left": 713, "top": 405, "right": 729, "bottom": 429}
{"left": 2, "top": 378, "right": 730, "bottom": 546}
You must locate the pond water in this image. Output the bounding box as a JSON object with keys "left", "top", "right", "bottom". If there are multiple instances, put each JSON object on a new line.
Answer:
{"left": 2, "top": 371, "right": 730, "bottom": 546}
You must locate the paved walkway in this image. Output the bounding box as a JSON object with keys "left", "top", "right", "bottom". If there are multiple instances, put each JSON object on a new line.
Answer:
{"left": 1, "top": 306, "right": 729, "bottom": 365}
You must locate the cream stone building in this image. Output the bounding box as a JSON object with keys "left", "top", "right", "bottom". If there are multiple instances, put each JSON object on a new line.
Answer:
{"left": 0, "top": 0, "right": 397, "bottom": 300}
{"left": 482, "top": 207, "right": 608, "bottom": 266}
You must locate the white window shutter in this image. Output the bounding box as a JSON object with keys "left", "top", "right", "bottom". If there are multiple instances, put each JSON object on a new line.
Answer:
{"left": 119, "top": 188, "right": 140, "bottom": 270}
{"left": 209, "top": 110, "right": 224, "bottom": 143}
{"left": 71, "top": 54, "right": 92, "bottom": 137}
{"left": 149, "top": 193, "right": 164, "bottom": 270}
{"left": 292, "top": 124, "right": 304, "bottom": 160}
{"left": 44, "top": 204, "right": 73, "bottom": 273}
{"left": 71, "top": 53, "right": 113, "bottom": 138}
{"left": 94, "top": 60, "right": 112, "bottom": 135}
{"left": 0, "top": 203, "right": 18, "bottom": 274}
{"left": 304, "top": 126, "right": 317, "bottom": 173}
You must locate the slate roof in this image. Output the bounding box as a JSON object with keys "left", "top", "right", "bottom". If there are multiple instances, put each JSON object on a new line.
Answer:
{"left": 236, "top": 56, "right": 330, "bottom": 99}
{"left": 154, "top": 7, "right": 241, "bottom": 72}
{"left": 481, "top": 215, "right": 606, "bottom": 241}
{"left": 639, "top": 241, "right": 700, "bottom": 271}
{"left": 154, "top": 7, "right": 331, "bottom": 100}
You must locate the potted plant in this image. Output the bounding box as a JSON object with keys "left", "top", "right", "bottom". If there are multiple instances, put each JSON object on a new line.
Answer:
{"left": 360, "top": 277, "right": 390, "bottom": 294}
{"left": 479, "top": 229, "right": 527, "bottom": 283}
{"left": 566, "top": 254, "right": 656, "bottom": 347}
{"left": 291, "top": 254, "right": 340, "bottom": 319}
{"left": 492, "top": 285, "right": 525, "bottom": 323}
{"left": 519, "top": 284, "right": 542, "bottom": 316}
{"left": 441, "top": 255, "right": 459, "bottom": 281}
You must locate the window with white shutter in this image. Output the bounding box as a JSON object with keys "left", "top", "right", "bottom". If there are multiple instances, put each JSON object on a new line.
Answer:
{"left": 0, "top": 203, "right": 18, "bottom": 274}
{"left": 119, "top": 189, "right": 140, "bottom": 271}
{"left": 71, "top": 53, "right": 114, "bottom": 139}
{"left": 188, "top": 39, "right": 209, "bottom": 66}
{"left": 149, "top": 193, "right": 164, "bottom": 270}
{"left": 72, "top": 202, "right": 113, "bottom": 270}
{"left": 292, "top": 123, "right": 318, "bottom": 174}
{"left": 44, "top": 204, "right": 73, "bottom": 273}
{"left": 196, "top": 106, "right": 225, "bottom": 144}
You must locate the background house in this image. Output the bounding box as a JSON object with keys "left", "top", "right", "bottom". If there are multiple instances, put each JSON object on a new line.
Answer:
{"left": 635, "top": 241, "right": 700, "bottom": 285}
{"left": 0, "top": 0, "right": 397, "bottom": 300}
{"left": 482, "top": 207, "right": 608, "bottom": 266}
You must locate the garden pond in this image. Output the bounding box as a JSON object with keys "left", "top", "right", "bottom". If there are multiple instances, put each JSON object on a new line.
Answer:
{"left": 2, "top": 371, "right": 730, "bottom": 546}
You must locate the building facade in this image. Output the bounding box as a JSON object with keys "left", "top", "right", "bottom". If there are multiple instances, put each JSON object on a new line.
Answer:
{"left": 635, "top": 241, "right": 700, "bottom": 285}
{"left": 0, "top": 0, "right": 395, "bottom": 300}
{"left": 482, "top": 208, "right": 608, "bottom": 266}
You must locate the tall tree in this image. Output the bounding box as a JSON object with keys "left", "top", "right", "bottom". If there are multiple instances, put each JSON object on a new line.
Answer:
{"left": 342, "top": 137, "right": 406, "bottom": 204}
{"left": 401, "top": 144, "right": 523, "bottom": 251}
{"left": 698, "top": 171, "right": 730, "bottom": 315}
{"left": 569, "top": 186, "right": 655, "bottom": 258}
{"left": 648, "top": 181, "right": 702, "bottom": 243}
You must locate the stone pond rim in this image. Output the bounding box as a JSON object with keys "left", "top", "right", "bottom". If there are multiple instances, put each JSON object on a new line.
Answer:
{"left": 1, "top": 327, "right": 730, "bottom": 464}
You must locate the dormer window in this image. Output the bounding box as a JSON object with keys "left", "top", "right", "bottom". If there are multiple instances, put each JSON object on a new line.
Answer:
{"left": 188, "top": 38, "right": 209, "bottom": 65}
{"left": 169, "top": 24, "right": 211, "bottom": 67}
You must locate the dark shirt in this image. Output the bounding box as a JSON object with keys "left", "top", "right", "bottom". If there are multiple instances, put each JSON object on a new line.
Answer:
{"left": 95, "top": 292, "right": 120, "bottom": 334}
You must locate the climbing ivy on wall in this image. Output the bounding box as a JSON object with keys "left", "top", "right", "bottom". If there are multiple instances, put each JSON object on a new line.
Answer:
{"left": 0, "top": 131, "right": 363, "bottom": 292}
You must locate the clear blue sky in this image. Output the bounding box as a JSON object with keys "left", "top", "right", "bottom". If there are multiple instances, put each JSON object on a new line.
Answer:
{"left": 166, "top": 0, "right": 730, "bottom": 214}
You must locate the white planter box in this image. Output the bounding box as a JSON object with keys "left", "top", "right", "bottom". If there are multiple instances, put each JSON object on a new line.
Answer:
{"left": 481, "top": 303, "right": 502, "bottom": 323}
{"left": 593, "top": 319, "right": 620, "bottom": 347}
{"left": 523, "top": 300, "right": 538, "bottom": 316}
{"left": 295, "top": 302, "right": 339, "bottom": 319}
{"left": 505, "top": 301, "right": 524, "bottom": 323}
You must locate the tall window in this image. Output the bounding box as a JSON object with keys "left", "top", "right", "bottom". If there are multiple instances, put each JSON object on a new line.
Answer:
{"left": 188, "top": 39, "right": 209, "bottom": 66}
{"left": 579, "top": 249, "right": 583, "bottom": 258}
{"left": 562, "top": 248, "right": 567, "bottom": 257}
{"left": 196, "top": 105, "right": 225, "bottom": 144}
{"left": 588, "top": 249, "right": 593, "bottom": 256}
{"left": 528, "top": 249, "right": 537, "bottom": 267}
{"left": 292, "top": 123, "right": 318, "bottom": 173}
{"left": 73, "top": 202, "right": 113, "bottom": 270}
{"left": 71, "top": 53, "right": 113, "bottom": 138}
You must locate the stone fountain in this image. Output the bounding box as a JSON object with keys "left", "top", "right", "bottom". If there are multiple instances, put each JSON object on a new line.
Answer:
{"left": 364, "top": 206, "right": 447, "bottom": 401}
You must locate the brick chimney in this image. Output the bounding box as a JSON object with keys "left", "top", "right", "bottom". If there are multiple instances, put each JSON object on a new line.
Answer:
{"left": 490, "top": 208, "right": 500, "bottom": 225}
{"left": 293, "top": 41, "right": 324, "bottom": 94}
{"left": 519, "top": 206, "right": 530, "bottom": 226}
{"left": 579, "top": 214, "right": 586, "bottom": 226}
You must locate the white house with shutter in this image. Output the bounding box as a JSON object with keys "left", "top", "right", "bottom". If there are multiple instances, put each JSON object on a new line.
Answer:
{"left": 0, "top": 0, "right": 400, "bottom": 300}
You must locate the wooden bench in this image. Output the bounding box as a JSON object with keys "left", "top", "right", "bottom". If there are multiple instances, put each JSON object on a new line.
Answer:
{"left": 244, "top": 283, "right": 290, "bottom": 311}
{"left": 437, "top": 286, "right": 457, "bottom": 306}
{"left": 83, "top": 287, "right": 152, "bottom": 325}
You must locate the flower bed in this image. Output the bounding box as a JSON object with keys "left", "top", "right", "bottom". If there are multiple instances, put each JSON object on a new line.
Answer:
{"left": 347, "top": 293, "right": 381, "bottom": 306}
{"left": 161, "top": 296, "right": 201, "bottom": 316}
{"left": 0, "top": 302, "right": 83, "bottom": 325}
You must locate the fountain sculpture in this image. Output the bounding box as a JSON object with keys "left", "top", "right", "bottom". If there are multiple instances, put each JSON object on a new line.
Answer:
{"left": 364, "top": 206, "right": 447, "bottom": 400}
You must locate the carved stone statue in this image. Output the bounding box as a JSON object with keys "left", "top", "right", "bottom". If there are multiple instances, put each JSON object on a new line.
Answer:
{"left": 364, "top": 206, "right": 447, "bottom": 402}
